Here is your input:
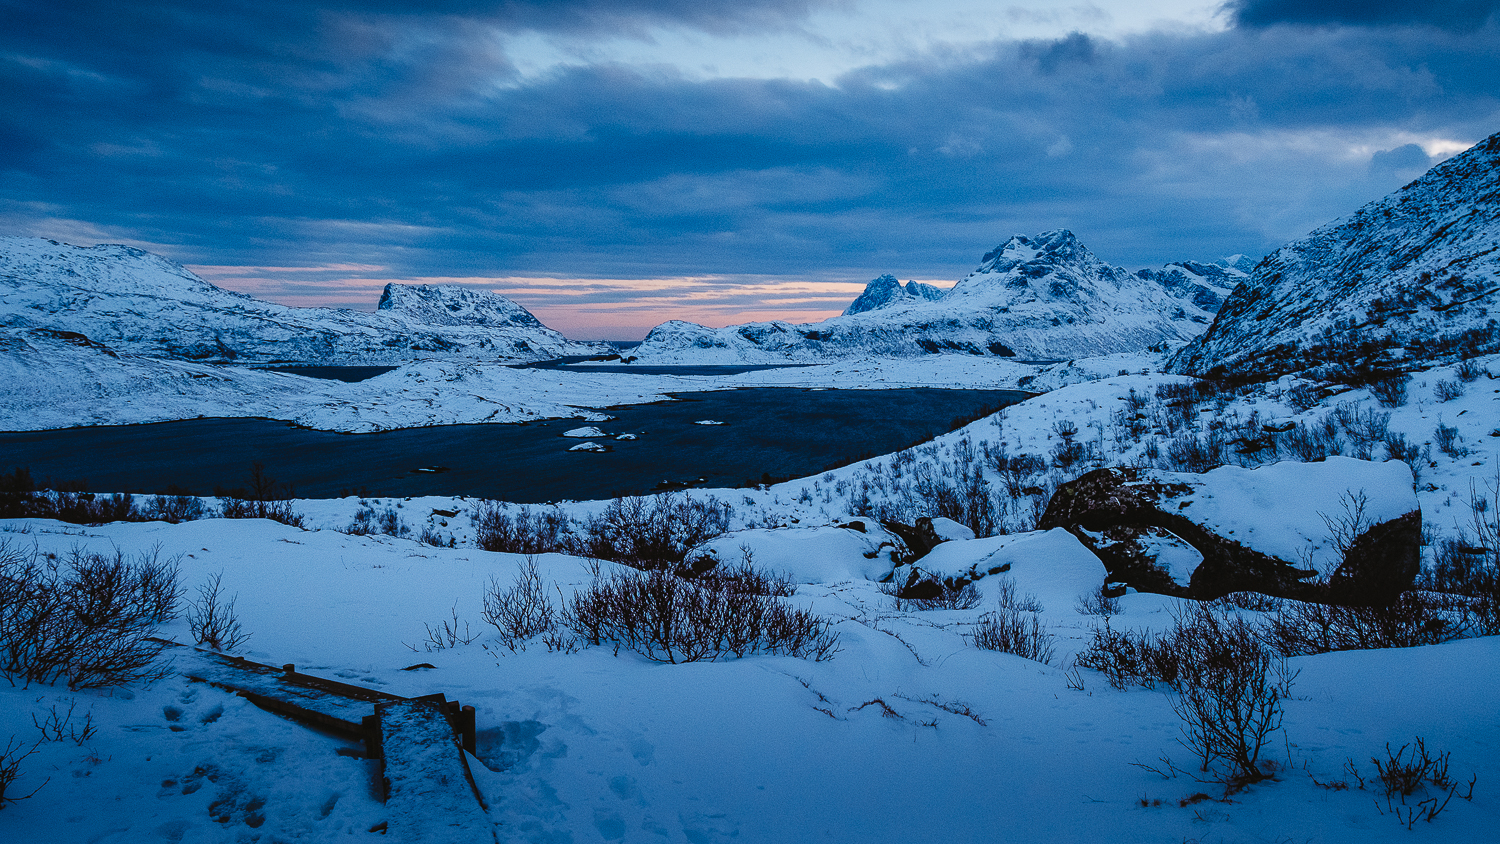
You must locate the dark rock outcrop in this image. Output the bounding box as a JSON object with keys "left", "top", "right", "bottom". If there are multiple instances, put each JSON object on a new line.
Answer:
{"left": 1039, "top": 464, "right": 1421, "bottom": 605}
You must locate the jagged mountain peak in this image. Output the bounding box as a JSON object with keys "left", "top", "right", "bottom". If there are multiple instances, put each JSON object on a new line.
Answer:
{"left": 974, "top": 229, "right": 1085, "bottom": 274}
{"left": 377, "top": 283, "right": 544, "bottom": 329}
{"left": 1171, "top": 129, "right": 1500, "bottom": 379}
{"left": 842, "top": 275, "right": 945, "bottom": 316}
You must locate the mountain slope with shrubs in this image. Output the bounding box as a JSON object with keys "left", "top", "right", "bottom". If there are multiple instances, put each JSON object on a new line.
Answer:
{"left": 1172, "top": 130, "right": 1500, "bottom": 380}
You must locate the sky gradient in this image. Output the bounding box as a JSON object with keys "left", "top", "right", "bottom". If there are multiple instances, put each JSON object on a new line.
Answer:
{"left": 3, "top": 0, "right": 1497, "bottom": 338}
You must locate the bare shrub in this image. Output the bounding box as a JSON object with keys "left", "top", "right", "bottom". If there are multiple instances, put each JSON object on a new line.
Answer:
{"left": 482, "top": 557, "right": 556, "bottom": 652}
{"left": 1382, "top": 432, "right": 1428, "bottom": 483}
{"left": 684, "top": 549, "right": 795, "bottom": 598}
{"left": 1168, "top": 605, "right": 1286, "bottom": 785}
{"left": 1365, "top": 738, "right": 1477, "bottom": 828}
{"left": 1434, "top": 423, "right": 1467, "bottom": 458}
{"left": 1160, "top": 431, "right": 1227, "bottom": 474}
{"left": 574, "top": 493, "right": 733, "bottom": 568}
{"left": 1263, "top": 591, "right": 1463, "bottom": 656}
{"left": 562, "top": 565, "right": 839, "bottom": 663}
{"left": 1369, "top": 374, "right": 1410, "bottom": 408}
{"left": 1433, "top": 379, "right": 1466, "bottom": 402}
{"left": 218, "top": 462, "right": 305, "bottom": 528}
{"left": 0, "top": 543, "right": 180, "bottom": 689}
{"left": 0, "top": 736, "right": 45, "bottom": 808}
{"left": 1455, "top": 359, "right": 1483, "bottom": 383}
{"left": 969, "top": 607, "right": 1054, "bottom": 664}
{"left": 994, "top": 577, "right": 1044, "bottom": 613}
{"left": 1075, "top": 584, "right": 1121, "bottom": 615}
{"left": 472, "top": 502, "right": 574, "bottom": 554}
{"left": 1074, "top": 617, "right": 1180, "bottom": 690}
{"left": 1280, "top": 421, "right": 1342, "bottom": 462}
{"left": 139, "top": 493, "right": 208, "bottom": 524}
{"left": 187, "top": 572, "right": 250, "bottom": 652}
{"left": 32, "top": 699, "right": 96, "bottom": 745}
{"left": 407, "top": 603, "right": 479, "bottom": 653}
{"left": 346, "top": 501, "right": 406, "bottom": 537}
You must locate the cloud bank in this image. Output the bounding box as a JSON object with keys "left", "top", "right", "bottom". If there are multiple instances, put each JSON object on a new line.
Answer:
{"left": 2, "top": 1, "right": 1497, "bottom": 336}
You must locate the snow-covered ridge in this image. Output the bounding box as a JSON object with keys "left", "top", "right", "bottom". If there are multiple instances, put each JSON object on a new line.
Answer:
{"left": 0, "top": 237, "right": 604, "bottom": 364}
{"left": 629, "top": 231, "right": 1246, "bottom": 365}
{"left": 1171, "top": 130, "right": 1500, "bottom": 378}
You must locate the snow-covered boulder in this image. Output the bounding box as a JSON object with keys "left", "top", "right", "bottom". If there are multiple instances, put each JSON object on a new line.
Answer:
{"left": 568, "top": 441, "right": 609, "bottom": 453}
{"left": 562, "top": 426, "right": 607, "bottom": 438}
{"left": 1038, "top": 458, "right": 1420, "bottom": 604}
{"left": 688, "top": 523, "right": 901, "bottom": 583}
{"left": 889, "top": 529, "right": 1107, "bottom": 609}
{"left": 1171, "top": 130, "right": 1500, "bottom": 379}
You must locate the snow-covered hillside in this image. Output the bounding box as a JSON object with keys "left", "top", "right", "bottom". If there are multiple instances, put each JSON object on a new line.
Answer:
{"left": 629, "top": 231, "right": 1244, "bottom": 364}
{"left": 1172, "top": 131, "right": 1500, "bottom": 379}
{"left": 0, "top": 237, "right": 604, "bottom": 364}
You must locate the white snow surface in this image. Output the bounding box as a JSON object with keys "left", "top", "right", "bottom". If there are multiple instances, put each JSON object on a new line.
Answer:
{"left": 904, "top": 528, "right": 1109, "bottom": 609}
{"left": 690, "top": 523, "right": 900, "bottom": 583}
{"left": 2, "top": 517, "right": 1495, "bottom": 843}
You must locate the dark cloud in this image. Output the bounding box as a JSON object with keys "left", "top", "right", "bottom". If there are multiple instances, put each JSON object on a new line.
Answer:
{"left": 1369, "top": 143, "right": 1433, "bottom": 176}
{"left": 2, "top": 2, "right": 1498, "bottom": 309}
{"left": 1228, "top": 0, "right": 1500, "bottom": 31}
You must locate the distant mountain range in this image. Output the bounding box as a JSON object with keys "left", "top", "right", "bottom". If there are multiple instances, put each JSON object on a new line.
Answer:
{"left": 6, "top": 130, "right": 1496, "bottom": 380}
{"left": 1172, "top": 130, "right": 1500, "bottom": 379}
{"left": 627, "top": 230, "right": 1247, "bottom": 363}
{"left": 0, "top": 238, "right": 604, "bottom": 364}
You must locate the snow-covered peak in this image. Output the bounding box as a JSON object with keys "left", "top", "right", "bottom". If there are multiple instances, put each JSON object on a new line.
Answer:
{"left": 376, "top": 283, "right": 544, "bottom": 329}
{"left": 842, "top": 275, "right": 946, "bottom": 316}
{"left": 630, "top": 231, "right": 1234, "bottom": 364}
{"left": 0, "top": 237, "right": 604, "bottom": 364}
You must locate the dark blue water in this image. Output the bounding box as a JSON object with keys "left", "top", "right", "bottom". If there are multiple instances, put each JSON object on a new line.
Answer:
{"left": 261, "top": 365, "right": 398, "bottom": 382}
{"left": 0, "top": 388, "right": 1025, "bottom": 502}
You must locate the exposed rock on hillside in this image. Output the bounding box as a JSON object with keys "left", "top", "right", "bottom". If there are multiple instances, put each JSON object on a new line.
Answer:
{"left": 631, "top": 231, "right": 1245, "bottom": 364}
{"left": 1037, "top": 458, "right": 1420, "bottom": 604}
{"left": 0, "top": 237, "right": 602, "bottom": 364}
{"left": 1171, "top": 131, "right": 1500, "bottom": 379}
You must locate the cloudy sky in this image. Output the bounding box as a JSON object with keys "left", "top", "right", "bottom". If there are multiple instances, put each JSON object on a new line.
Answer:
{"left": 3, "top": 1, "right": 1497, "bottom": 338}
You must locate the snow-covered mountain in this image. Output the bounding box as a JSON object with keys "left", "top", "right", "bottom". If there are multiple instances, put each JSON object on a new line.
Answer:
{"left": 1171, "top": 131, "right": 1500, "bottom": 379}
{"left": 630, "top": 231, "right": 1245, "bottom": 364}
{"left": 841, "top": 275, "right": 944, "bottom": 315}
{"left": 0, "top": 237, "right": 604, "bottom": 364}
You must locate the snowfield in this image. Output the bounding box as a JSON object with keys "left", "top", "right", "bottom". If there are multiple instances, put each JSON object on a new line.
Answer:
{"left": 0, "top": 515, "right": 1496, "bottom": 843}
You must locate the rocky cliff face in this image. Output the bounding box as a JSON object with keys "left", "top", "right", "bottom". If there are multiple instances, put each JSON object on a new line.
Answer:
{"left": 632, "top": 230, "right": 1243, "bottom": 364}
{"left": 1171, "top": 131, "right": 1500, "bottom": 379}
{"left": 0, "top": 238, "right": 603, "bottom": 364}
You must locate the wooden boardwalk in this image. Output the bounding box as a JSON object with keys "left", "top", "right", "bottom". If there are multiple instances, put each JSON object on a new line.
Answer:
{"left": 158, "top": 640, "right": 491, "bottom": 839}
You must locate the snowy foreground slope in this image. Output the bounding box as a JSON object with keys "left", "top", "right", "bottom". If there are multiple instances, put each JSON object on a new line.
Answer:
{"left": 0, "top": 237, "right": 604, "bottom": 364}
{"left": 1172, "top": 129, "right": 1500, "bottom": 378}
{"left": 628, "top": 231, "right": 1243, "bottom": 364}
{"left": 1, "top": 517, "right": 1496, "bottom": 844}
